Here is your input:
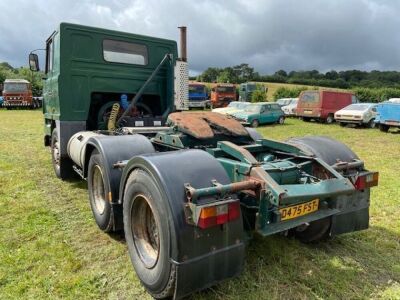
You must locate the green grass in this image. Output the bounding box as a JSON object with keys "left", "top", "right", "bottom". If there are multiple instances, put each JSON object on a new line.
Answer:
{"left": 0, "top": 110, "right": 399, "bottom": 299}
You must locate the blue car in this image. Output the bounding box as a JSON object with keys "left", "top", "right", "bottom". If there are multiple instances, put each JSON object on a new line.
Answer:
{"left": 375, "top": 99, "right": 400, "bottom": 132}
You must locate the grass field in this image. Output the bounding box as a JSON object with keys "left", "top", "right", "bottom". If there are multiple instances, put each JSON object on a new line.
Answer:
{"left": 0, "top": 110, "right": 399, "bottom": 299}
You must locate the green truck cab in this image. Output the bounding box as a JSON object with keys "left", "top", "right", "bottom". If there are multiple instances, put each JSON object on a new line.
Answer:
{"left": 29, "top": 23, "right": 378, "bottom": 299}
{"left": 29, "top": 23, "right": 186, "bottom": 177}
{"left": 239, "top": 82, "right": 267, "bottom": 102}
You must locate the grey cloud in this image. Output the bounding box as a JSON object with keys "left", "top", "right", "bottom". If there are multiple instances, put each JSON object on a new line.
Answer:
{"left": 0, "top": 0, "right": 399, "bottom": 74}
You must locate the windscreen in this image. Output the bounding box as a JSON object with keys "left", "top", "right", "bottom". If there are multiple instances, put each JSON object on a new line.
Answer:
{"left": 216, "top": 86, "right": 235, "bottom": 93}
{"left": 245, "top": 105, "right": 261, "bottom": 113}
{"left": 228, "top": 101, "right": 240, "bottom": 108}
{"left": 300, "top": 91, "right": 320, "bottom": 104}
{"left": 189, "top": 85, "right": 206, "bottom": 93}
{"left": 3, "top": 83, "right": 28, "bottom": 92}
{"left": 343, "top": 104, "right": 371, "bottom": 111}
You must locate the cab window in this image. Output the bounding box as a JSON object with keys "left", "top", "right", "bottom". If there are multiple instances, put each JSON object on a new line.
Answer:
{"left": 103, "top": 40, "right": 148, "bottom": 65}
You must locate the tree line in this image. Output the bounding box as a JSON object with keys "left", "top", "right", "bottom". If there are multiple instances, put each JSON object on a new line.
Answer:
{"left": 195, "top": 64, "right": 400, "bottom": 89}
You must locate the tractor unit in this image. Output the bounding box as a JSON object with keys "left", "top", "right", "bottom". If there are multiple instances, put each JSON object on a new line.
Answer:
{"left": 29, "top": 23, "right": 378, "bottom": 299}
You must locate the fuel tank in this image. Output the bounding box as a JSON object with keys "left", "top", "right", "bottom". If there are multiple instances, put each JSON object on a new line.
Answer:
{"left": 67, "top": 131, "right": 102, "bottom": 168}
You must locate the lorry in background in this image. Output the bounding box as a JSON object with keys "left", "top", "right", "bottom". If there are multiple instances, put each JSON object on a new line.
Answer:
{"left": 375, "top": 99, "right": 400, "bottom": 132}
{"left": 29, "top": 23, "right": 378, "bottom": 300}
{"left": 1, "top": 79, "right": 42, "bottom": 109}
{"left": 239, "top": 82, "right": 267, "bottom": 102}
{"left": 210, "top": 83, "right": 236, "bottom": 108}
{"left": 297, "top": 90, "right": 357, "bottom": 123}
{"left": 188, "top": 82, "right": 208, "bottom": 109}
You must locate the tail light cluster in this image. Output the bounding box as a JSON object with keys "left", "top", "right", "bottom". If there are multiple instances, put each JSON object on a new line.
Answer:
{"left": 354, "top": 172, "right": 379, "bottom": 190}
{"left": 188, "top": 201, "right": 241, "bottom": 229}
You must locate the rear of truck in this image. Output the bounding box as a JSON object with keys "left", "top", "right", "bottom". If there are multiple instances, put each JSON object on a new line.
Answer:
{"left": 31, "top": 23, "right": 379, "bottom": 300}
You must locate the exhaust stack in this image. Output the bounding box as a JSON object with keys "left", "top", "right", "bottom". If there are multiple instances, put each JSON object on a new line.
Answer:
{"left": 178, "top": 26, "right": 187, "bottom": 62}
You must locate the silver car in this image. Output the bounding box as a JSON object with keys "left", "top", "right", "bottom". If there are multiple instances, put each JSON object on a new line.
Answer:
{"left": 334, "top": 103, "right": 377, "bottom": 128}
{"left": 281, "top": 98, "right": 298, "bottom": 116}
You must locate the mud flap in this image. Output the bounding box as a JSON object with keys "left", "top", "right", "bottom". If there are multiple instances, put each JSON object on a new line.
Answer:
{"left": 330, "top": 189, "right": 370, "bottom": 236}
{"left": 173, "top": 243, "right": 245, "bottom": 299}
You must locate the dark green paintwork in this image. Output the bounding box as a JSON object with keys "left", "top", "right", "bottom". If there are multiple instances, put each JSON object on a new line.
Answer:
{"left": 42, "top": 23, "right": 178, "bottom": 132}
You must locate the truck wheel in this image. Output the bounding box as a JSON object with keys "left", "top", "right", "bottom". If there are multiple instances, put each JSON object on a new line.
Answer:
{"left": 88, "top": 150, "right": 114, "bottom": 232}
{"left": 278, "top": 116, "right": 285, "bottom": 125}
{"left": 51, "top": 128, "right": 75, "bottom": 180}
{"left": 326, "top": 114, "right": 334, "bottom": 124}
{"left": 292, "top": 217, "right": 331, "bottom": 243}
{"left": 251, "top": 119, "right": 259, "bottom": 128}
{"left": 379, "top": 124, "right": 389, "bottom": 132}
{"left": 123, "top": 169, "right": 176, "bottom": 299}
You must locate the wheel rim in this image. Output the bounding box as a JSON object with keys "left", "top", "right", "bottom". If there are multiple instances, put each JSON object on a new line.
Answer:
{"left": 327, "top": 116, "right": 333, "bottom": 123}
{"left": 370, "top": 121, "right": 376, "bottom": 128}
{"left": 92, "top": 165, "right": 106, "bottom": 215}
{"left": 279, "top": 117, "right": 284, "bottom": 124}
{"left": 131, "top": 194, "right": 160, "bottom": 269}
{"left": 52, "top": 141, "right": 60, "bottom": 171}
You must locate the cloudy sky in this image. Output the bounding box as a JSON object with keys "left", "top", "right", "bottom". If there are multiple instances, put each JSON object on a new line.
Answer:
{"left": 1, "top": 0, "right": 400, "bottom": 75}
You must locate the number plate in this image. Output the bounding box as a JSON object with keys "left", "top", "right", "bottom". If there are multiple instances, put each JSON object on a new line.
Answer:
{"left": 304, "top": 110, "right": 313, "bottom": 114}
{"left": 279, "top": 199, "right": 319, "bottom": 221}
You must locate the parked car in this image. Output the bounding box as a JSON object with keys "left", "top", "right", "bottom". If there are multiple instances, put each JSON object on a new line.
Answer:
{"left": 281, "top": 98, "right": 299, "bottom": 116}
{"left": 375, "top": 100, "right": 400, "bottom": 132}
{"left": 277, "top": 98, "right": 297, "bottom": 107}
{"left": 212, "top": 101, "right": 250, "bottom": 115}
{"left": 297, "top": 90, "right": 357, "bottom": 123}
{"left": 232, "top": 102, "right": 285, "bottom": 127}
{"left": 334, "top": 103, "right": 377, "bottom": 128}
{"left": 0, "top": 96, "right": 3, "bottom": 107}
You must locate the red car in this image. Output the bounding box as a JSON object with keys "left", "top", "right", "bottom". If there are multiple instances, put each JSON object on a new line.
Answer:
{"left": 297, "top": 90, "right": 357, "bottom": 123}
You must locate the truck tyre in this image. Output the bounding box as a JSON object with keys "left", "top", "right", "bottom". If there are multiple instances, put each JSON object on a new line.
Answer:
{"left": 251, "top": 119, "right": 259, "bottom": 128}
{"left": 326, "top": 114, "right": 334, "bottom": 124}
{"left": 379, "top": 124, "right": 389, "bottom": 132}
{"left": 278, "top": 116, "right": 285, "bottom": 125}
{"left": 123, "top": 168, "right": 176, "bottom": 299}
{"left": 292, "top": 217, "right": 331, "bottom": 243}
{"left": 51, "top": 128, "right": 75, "bottom": 180}
{"left": 88, "top": 150, "right": 114, "bottom": 232}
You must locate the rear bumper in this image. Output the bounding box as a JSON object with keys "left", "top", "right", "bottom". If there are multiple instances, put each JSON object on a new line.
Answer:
{"left": 335, "top": 118, "right": 365, "bottom": 124}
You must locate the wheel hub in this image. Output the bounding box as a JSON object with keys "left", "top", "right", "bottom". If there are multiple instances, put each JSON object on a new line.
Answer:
{"left": 131, "top": 194, "right": 160, "bottom": 269}
{"left": 92, "top": 165, "right": 106, "bottom": 215}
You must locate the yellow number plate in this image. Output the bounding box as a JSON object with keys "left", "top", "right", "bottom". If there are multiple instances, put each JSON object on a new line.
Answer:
{"left": 279, "top": 199, "right": 319, "bottom": 221}
{"left": 304, "top": 110, "right": 313, "bottom": 114}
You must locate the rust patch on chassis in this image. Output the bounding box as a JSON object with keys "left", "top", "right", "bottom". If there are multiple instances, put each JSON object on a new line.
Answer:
{"left": 168, "top": 112, "right": 249, "bottom": 139}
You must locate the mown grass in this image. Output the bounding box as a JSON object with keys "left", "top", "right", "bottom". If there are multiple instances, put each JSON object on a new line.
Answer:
{"left": 0, "top": 110, "right": 399, "bottom": 299}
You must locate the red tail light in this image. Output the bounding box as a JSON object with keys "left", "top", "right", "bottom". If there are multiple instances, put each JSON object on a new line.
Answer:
{"left": 354, "top": 172, "right": 379, "bottom": 190}
{"left": 197, "top": 201, "right": 241, "bottom": 229}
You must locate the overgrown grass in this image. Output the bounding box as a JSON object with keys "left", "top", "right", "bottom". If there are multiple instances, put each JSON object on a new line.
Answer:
{"left": 0, "top": 110, "right": 399, "bottom": 299}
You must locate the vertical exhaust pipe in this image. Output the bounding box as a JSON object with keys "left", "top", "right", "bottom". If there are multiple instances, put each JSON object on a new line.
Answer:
{"left": 178, "top": 26, "right": 187, "bottom": 62}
